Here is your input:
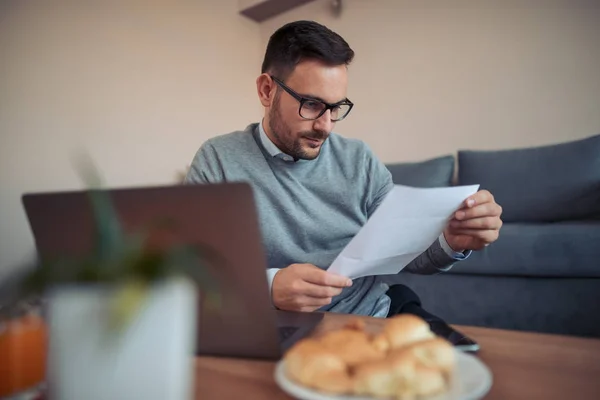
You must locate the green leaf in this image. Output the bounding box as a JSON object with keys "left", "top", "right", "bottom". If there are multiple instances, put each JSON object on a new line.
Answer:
{"left": 73, "top": 153, "right": 124, "bottom": 263}
{"left": 107, "top": 278, "right": 148, "bottom": 334}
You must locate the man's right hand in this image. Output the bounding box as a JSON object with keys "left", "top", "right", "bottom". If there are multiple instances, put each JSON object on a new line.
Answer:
{"left": 272, "top": 263, "right": 353, "bottom": 312}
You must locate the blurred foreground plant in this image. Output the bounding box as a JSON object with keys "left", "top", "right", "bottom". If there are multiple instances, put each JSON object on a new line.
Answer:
{"left": 1, "top": 155, "right": 222, "bottom": 335}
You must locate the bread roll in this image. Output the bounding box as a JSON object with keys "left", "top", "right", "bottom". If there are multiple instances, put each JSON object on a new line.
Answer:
{"left": 354, "top": 347, "right": 447, "bottom": 399}
{"left": 400, "top": 337, "right": 456, "bottom": 374}
{"left": 387, "top": 350, "right": 447, "bottom": 399}
{"left": 343, "top": 317, "right": 367, "bottom": 331}
{"left": 283, "top": 338, "right": 353, "bottom": 394}
{"left": 401, "top": 365, "right": 446, "bottom": 399}
{"left": 373, "top": 314, "right": 435, "bottom": 353}
{"left": 319, "top": 328, "right": 385, "bottom": 366}
{"left": 283, "top": 314, "right": 456, "bottom": 399}
{"left": 353, "top": 352, "right": 416, "bottom": 398}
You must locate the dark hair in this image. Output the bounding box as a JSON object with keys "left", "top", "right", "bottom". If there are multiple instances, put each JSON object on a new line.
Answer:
{"left": 261, "top": 20, "right": 354, "bottom": 80}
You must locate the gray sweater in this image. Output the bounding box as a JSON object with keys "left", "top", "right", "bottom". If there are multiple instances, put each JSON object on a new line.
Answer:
{"left": 185, "top": 123, "right": 467, "bottom": 317}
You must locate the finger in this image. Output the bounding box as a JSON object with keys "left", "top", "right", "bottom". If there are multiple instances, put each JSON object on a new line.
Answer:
{"left": 450, "top": 216, "right": 502, "bottom": 230}
{"left": 300, "top": 281, "right": 344, "bottom": 298}
{"left": 299, "top": 305, "right": 324, "bottom": 312}
{"left": 454, "top": 203, "right": 502, "bottom": 220}
{"left": 462, "top": 190, "right": 494, "bottom": 209}
{"left": 446, "top": 229, "right": 500, "bottom": 243}
{"left": 297, "top": 295, "right": 332, "bottom": 308}
{"left": 302, "top": 267, "right": 352, "bottom": 288}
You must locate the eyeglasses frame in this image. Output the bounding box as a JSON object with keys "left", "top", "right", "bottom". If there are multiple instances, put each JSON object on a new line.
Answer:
{"left": 270, "top": 75, "right": 354, "bottom": 122}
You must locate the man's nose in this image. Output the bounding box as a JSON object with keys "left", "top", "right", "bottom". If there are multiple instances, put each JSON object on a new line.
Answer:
{"left": 312, "top": 110, "right": 334, "bottom": 133}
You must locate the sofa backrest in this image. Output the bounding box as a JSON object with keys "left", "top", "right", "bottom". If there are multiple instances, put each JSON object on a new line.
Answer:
{"left": 385, "top": 155, "right": 455, "bottom": 188}
{"left": 457, "top": 134, "right": 600, "bottom": 223}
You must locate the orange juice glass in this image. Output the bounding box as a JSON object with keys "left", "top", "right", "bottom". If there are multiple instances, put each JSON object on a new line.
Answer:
{"left": 0, "top": 305, "right": 47, "bottom": 398}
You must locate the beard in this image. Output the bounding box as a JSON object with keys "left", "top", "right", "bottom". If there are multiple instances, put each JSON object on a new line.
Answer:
{"left": 268, "top": 96, "right": 329, "bottom": 161}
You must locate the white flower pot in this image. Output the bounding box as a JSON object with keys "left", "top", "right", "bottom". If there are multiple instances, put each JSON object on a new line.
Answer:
{"left": 46, "top": 278, "right": 198, "bottom": 400}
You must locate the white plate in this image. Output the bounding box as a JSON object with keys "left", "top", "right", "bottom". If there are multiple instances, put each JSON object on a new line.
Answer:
{"left": 274, "top": 350, "right": 492, "bottom": 400}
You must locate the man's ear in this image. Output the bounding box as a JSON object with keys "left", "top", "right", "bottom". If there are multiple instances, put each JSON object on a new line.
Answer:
{"left": 256, "top": 73, "right": 276, "bottom": 107}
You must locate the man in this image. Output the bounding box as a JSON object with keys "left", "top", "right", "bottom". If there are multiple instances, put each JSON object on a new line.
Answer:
{"left": 185, "top": 21, "right": 502, "bottom": 325}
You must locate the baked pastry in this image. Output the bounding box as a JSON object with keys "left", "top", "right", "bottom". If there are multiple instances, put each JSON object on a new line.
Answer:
{"left": 389, "top": 345, "right": 448, "bottom": 399}
{"left": 283, "top": 315, "right": 456, "bottom": 399}
{"left": 353, "top": 343, "right": 449, "bottom": 399}
{"left": 403, "top": 364, "right": 446, "bottom": 398}
{"left": 353, "top": 352, "right": 415, "bottom": 398}
{"left": 319, "top": 324, "right": 386, "bottom": 366}
{"left": 283, "top": 338, "right": 353, "bottom": 394}
{"left": 397, "top": 337, "right": 456, "bottom": 375}
{"left": 373, "top": 314, "right": 436, "bottom": 353}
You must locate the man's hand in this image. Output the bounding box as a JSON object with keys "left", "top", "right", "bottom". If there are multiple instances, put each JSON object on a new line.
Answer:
{"left": 272, "top": 263, "right": 352, "bottom": 312}
{"left": 444, "top": 190, "right": 503, "bottom": 252}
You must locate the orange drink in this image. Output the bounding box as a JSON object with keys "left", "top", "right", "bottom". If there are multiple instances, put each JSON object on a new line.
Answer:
{"left": 0, "top": 312, "right": 47, "bottom": 397}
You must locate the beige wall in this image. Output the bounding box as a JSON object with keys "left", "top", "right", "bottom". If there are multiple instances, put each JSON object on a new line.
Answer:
{"left": 260, "top": 0, "right": 600, "bottom": 162}
{"left": 2, "top": 0, "right": 599, "bottom": 276}
{"left": 0, "top": 0, "right": 262, "bottom": 275}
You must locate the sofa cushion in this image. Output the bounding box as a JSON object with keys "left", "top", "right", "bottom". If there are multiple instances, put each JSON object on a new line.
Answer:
{"left": 389, "top": 273, "right": 600, "bottom": 338}
{"left": 457, "top": 134, "right": 600, "bottom": 223}
{"left": 448, "top": 222, "right": 600, "bottom": 278}
{"left": 386, "top": 155, "right": 454, "bottom": 188}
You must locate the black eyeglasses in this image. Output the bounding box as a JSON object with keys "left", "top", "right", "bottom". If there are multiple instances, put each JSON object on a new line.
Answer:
{"left": 270, "top": 76, "right": 354, "bottom": 122}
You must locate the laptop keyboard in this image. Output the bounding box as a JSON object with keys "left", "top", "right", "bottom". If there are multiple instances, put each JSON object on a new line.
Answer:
{"left": 278, "top": 326, "right": 299, "bottom": 342}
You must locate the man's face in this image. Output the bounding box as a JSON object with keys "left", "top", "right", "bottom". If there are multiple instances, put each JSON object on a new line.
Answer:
{"left": 266, "top": 60, "right": 349, "bottom": 160}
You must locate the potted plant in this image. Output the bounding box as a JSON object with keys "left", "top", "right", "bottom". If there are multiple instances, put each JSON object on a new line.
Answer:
{"left": 1, "top": 158, "right": 222, "bottom": 400}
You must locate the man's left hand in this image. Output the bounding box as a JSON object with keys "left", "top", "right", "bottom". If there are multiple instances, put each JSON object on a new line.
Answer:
{"left": 444, "top": 190, "right": 503, "bottom": 252}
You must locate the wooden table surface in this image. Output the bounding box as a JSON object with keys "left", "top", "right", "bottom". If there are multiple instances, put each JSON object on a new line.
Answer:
{"left": 194, "top": 313, "right": 600, "bottom": 399}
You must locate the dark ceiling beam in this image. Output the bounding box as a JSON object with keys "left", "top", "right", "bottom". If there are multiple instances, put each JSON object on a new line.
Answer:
{"left": 240, "top": 0, "right": 318, "bottom": 23}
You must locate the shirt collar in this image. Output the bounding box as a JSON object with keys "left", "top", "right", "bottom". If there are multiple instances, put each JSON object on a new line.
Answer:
{"left": 258, "top": 120, "right": 295, "bottom": 162}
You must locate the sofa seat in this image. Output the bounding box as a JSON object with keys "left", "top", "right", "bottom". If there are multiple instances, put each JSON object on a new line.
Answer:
{"left": 449, "top": 222, "right": 600, "bottom": 278}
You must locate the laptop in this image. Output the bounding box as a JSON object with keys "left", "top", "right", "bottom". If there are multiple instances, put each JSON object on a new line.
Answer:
{"left": 22, "top": 182, "right": 323, "bottom": 360}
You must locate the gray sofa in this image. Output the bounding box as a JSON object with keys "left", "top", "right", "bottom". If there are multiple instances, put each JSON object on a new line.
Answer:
{"left": 383, "top": 134, "right": 600, "bottom": 338}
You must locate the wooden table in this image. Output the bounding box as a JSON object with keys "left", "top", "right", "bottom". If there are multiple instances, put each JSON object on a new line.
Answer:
{"left": 194, "top": 313, "right": 600, "bottom": 399}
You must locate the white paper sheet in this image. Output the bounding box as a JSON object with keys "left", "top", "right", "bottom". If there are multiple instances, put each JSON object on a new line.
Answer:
{"left": 328, "top": 184, "right": 480, "bottom": 279}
